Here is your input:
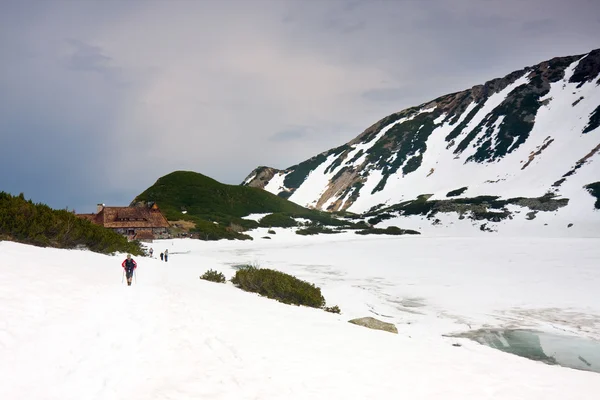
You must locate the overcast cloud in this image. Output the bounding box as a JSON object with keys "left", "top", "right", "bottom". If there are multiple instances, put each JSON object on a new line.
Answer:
{"left": 1, "top": 0, "right": 599, "bottom": 212}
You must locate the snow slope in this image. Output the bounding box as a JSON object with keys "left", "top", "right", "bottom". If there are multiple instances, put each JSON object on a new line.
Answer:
{"left": 287, "top": 115, "right": 417, "bottom": 209}
{"left": 245, "top": 49, "right": 600, "bottom": 233}
{"left": 1, "top": 236, "right": 599, "bottom": 399}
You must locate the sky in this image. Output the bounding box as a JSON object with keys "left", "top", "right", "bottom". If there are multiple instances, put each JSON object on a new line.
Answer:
{"left": 0, "top": 0, "right": 599, "bottom": 213}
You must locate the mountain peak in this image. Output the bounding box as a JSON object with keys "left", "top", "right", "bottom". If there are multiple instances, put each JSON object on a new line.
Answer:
{"left": 244, "top": 48, "right": 600, "bottom": 233}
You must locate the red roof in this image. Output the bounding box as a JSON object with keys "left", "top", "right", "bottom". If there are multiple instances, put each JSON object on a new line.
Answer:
{"left": 77, "top": 204, "right": 170, "bottom": 229}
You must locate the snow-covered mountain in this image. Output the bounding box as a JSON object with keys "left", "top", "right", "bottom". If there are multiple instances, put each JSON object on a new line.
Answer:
{"left": 244, "top": 49, "right": 600, "bottom": 232}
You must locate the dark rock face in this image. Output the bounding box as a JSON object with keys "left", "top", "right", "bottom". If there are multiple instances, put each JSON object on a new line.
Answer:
{"left": 569, "top": 49, "right": 600, "bottom": 87}
{"left": 585, "top": 182, "right": 600, "bottom": 209}
{"left": 242, "top": 166, "right": 280, "bottom": 189}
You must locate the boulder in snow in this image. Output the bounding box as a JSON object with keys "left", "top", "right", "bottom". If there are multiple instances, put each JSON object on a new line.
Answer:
{"left": 348, "top": 317, "right": 398, "bottom": 334}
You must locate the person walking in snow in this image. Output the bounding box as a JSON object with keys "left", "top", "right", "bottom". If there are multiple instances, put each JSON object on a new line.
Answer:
{"left": 164, "top": 249, "right": 169, "bottom": 262}
{"left": 122, "top": 254, "right": 137, "bottom": 286}
{"left": 149, "top": 248, "right": 153, "bottom": 258}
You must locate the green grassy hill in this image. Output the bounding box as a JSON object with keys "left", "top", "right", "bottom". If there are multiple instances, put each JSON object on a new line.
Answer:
{"left": 132, "top": 171, "right": 358, "bottom": 240}
{"left": 0, "top": 192, "right": 143, "bottom": 255}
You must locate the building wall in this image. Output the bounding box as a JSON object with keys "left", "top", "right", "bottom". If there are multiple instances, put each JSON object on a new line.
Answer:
{"left": 112, "top": 227, "right": 170, "bottom": 240}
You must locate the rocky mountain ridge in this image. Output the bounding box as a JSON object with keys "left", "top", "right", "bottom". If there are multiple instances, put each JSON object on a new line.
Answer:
{"left": 243, "top": 48, "right": 600, "bottom": 234}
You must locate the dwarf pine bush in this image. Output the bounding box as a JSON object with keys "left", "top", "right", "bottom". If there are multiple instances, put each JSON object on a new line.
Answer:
{"left": 296, "top": 224, "right": 339, "bottom": 235}
{"left": 355, "top": 226, "right": 420, "bottom": 235}
{"left": 0, "top": 192, "right": 143, "bottom": 255}
{"left": 258, "top": 213, "right": 298, "bottom": 228}
{"left": 200, "top": 269, "right": 226, "bottom": 283}
{"left": 231, "top": 266, "right": 325, "bottom": 308}
{"left": 323, "top": 305, "right": 341, "bottom": 314}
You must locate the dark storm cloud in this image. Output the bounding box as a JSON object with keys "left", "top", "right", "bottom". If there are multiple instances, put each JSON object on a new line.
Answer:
{"left": 362, "top": 88, "right": 407, "bottom": 103}
{"left": 521, "top": 19, "right": 558, "bottom": 35}
{"left": 65, "top": 40, "right": 113, "bottom": 73}
{"left": 0, "top": 0, "right": 598, "bottom": 212}
{"left": 269, "top": 127, "right": 311, "bottom": 142}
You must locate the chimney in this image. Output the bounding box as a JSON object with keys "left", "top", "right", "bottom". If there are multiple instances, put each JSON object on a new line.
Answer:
{"left": 97, "top": 203, "right": 105, "bottom": 213}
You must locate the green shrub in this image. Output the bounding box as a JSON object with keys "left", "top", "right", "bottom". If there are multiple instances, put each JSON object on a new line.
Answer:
{"left": 200, "top": 269, "right": 226, "bottom": 283}
{"left": 0, "top": 192, "right": 143, "bottom": 255}
{"left": 446, "top": 187, "right": 468, "bottom": 197}
{"left": 191, "top": 219, "right": 253, "bottom": 241}
{"left": 363, "top": 192, "right": 571, "bottom": 226}
{"left": 291, "top": 211, "right": 349, "bottom": 227}
{"left": 331, "top": 210, "right": 361, "bottom": 219}
{"left": 367, "top": 212, "right": 395, "bottom": 225}
{"left": 296, "top": 225, "right": 340, "bottom": 235}
{"left": 324, "top": 305, "right": 341, "bottom": 314}
{"left": 259, "top": 213, "right": 298, "bottom": 228}
{"left": 387, "top": 196, "right": 436, "bottom": 216}
{"left": 232, "top": 263, "right": 255, "bottom": 271}
{"left": 471, "top": 210, "right": 510, "bottom": 222}
{"left": 348, "top": 220, "right": 371, "bottom": 229}
{"left": 356, "top": 226, "right": 421, "bottom": 235}
{"left": 231, "top": 267, "right": 325, "bottom": 308}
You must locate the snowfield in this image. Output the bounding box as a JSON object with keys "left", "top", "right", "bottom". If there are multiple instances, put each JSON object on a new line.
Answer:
{"left": 1, "top": 233, "right": 600, "bottom": 399}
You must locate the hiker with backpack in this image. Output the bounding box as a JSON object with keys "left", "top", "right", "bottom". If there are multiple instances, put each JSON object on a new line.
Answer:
{"left": 121, "top": 254, "right": 137, "bottom": 286}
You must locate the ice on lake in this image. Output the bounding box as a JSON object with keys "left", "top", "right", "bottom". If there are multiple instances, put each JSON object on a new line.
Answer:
{"left": 454, "top": 329, "right": 600, "bottom": 373}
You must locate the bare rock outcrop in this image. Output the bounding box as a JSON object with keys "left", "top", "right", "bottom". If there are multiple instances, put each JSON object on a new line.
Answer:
{"left": 243, "top": 166, "right": 280, "bottom": 189}
{"left": 348, "top": 317, "right": 398, "bottom": 334}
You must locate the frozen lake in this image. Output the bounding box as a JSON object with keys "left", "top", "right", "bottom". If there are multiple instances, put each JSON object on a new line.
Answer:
{"left": 452, "top": 329, "right": 600, "bottom": 373}
{"left": 172, "top": 232, "right": 600, "bottom": 341}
